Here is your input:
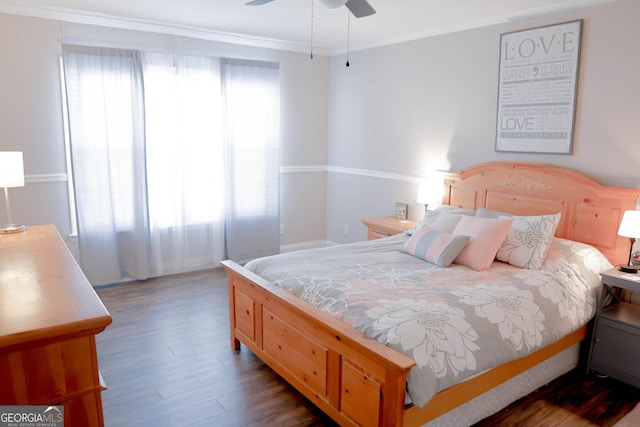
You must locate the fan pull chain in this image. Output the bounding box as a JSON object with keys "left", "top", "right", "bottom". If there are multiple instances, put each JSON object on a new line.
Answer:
{"left": 345, "top": 11, "right": 350, "bottom": 67}
{"left": 310, "top": 0, "right": 314, "bottom": 59}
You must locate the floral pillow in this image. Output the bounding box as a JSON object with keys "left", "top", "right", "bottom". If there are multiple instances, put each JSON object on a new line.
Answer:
{"left": 420, "top": 211, "right": 465, "bottom": 233}
{"left": 496, "top": 213, "right": 561, "bottom": 269}
{"left": 403, "top": 226, "right": 470, "bottom": 267}
{"left": 408, "top": 205, "right": 476, "bottom": 235}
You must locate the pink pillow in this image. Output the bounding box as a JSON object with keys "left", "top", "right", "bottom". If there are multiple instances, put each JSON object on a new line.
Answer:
{"left": 452, "top": 216, "right": 514, "bottom": 271}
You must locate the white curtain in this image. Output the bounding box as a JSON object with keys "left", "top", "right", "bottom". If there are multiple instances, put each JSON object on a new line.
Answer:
{"left": 221, "top": 58, "right": 281, "bottom": 263}
{"left": 142, "top": 53, "right": 225, "bottom": 276}
{"left": 62, "top": 46, "right": 280, "bottom": 285}
{"left": 62, "top": 45, "right": 152, "bottom": 285}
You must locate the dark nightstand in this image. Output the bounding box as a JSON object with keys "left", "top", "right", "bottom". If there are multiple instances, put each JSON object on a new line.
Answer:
{"left": 587, "top": 268, "right": 640, "bottom": 388}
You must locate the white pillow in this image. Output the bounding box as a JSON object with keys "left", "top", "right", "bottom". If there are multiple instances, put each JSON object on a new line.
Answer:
{"left": 496, "top": 213, "right": 561, "bottom": 269}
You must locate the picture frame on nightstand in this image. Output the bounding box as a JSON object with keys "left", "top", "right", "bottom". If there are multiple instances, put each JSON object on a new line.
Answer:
{"left": 395, "top": 203, "right": 408, "bottom": 220}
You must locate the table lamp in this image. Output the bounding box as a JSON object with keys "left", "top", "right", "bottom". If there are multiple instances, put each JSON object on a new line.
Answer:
{"left": 617, "top": 210, "right": 640, "bottom": 273}
{"left": 416, "top": 185, "right": 431, "bottom": 212}
{"left": 0, "top": 151, "right": 26, "bottom": 234}
{"left": 417, "top": 180, "right": 444, "bottom": 213}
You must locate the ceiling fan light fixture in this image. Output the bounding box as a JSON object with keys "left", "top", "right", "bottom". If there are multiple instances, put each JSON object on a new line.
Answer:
{"left": 318, "top": 0, "right": 348, "bottom": 9}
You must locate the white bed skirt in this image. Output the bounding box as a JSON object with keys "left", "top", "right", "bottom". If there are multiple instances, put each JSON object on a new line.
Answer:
{"left": 424, "top": 343, "right": 580, "bottom": 427}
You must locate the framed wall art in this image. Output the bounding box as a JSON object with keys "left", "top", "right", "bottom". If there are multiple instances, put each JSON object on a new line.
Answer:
{"left": 495, "top": 20, "right": 582, "bottom": 154}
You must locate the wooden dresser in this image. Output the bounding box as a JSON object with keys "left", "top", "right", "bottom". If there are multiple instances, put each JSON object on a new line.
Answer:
{"left": 0, "top": 225, "right": 112, "bottom": 426}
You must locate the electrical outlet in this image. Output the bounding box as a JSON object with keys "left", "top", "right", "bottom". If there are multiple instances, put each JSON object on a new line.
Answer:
{"left": 343, "top": 224, "right": 349, "bottom": 235}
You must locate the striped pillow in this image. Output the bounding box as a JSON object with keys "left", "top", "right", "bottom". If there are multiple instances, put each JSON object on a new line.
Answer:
{"left": 403, "top": 226, "right": 470, "bottom": 267}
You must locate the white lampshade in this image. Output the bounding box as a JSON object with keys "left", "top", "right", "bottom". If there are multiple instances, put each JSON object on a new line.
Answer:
{"left": 416, "top": 179, "right": 444, "bottom": 207}
{"left": 318, "top": 0, "right": 348, "bottom": 8}
{"left": 416, "top": 184, "right": 430, "bottom": 204}
{"left": 618, "top": 210, "right": 640, "bottom": 238}
{"left": 0, "top": 152, "right": 25, "bottom": 188}
{"left": 0, "top": 151, "right": 26, "bottom": 233}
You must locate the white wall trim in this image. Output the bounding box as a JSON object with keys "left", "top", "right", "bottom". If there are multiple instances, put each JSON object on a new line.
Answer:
{"left": 25, "top": 173, "right": 68, "bottom": 184}
{"left": 26, "top": 166, "right": 421, "bottom": 185}
{"left": 0, "top": 0, "right": 621, "bottom": 56}
{"left": 326, "top": 165, "right": 424, "bottom": 184}
{"left": 280, "top": 165, "right": 327, "bottom": 174}
{"left": 327, "top": 0, "right": 623, "bottom": 55}
{"left": 0, "top": 2, "right": 323, "bottom": 55}
{"left": 280, "top": 164, "right": 424, "bottom": 184}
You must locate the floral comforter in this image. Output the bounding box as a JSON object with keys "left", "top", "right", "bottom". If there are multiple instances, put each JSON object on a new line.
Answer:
{"left": 244, "top": 234, "right": 611, "bottom": 408}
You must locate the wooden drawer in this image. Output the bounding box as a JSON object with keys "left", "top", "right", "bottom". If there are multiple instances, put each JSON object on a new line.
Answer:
{"left": 0, "top": 336, "right": 102, "bottom": 404}
{"left": 263, "top": 308, "right": 329, "bottom": 397}
{"left": 261, "top": 307, "right": 386, "bottom": 426}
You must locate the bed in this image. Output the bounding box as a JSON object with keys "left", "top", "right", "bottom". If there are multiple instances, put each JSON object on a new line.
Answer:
{"left": 221, "top": 161, "right": 640, "bottom": 426}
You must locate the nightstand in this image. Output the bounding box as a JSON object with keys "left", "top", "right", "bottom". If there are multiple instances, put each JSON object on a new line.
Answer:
{"left": 587, "top": 268, "right": 640, "bottom": 388}
{"left": 362, "top": 216, "right": 417, "bottom": 240}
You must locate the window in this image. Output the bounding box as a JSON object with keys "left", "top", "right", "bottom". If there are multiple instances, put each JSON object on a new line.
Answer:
{"left": 143, "top": 53, "right": 225, "bottom": 228}
{"left": 62, "top": 45, "right": 280, "bottom": 285}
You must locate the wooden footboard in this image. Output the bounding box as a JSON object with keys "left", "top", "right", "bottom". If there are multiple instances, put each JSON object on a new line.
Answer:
{"left": 223, "top": 260, "right": 415, "bottom": 427}
{"left": 223, "top": 260, "right": 587, "bottom": 427}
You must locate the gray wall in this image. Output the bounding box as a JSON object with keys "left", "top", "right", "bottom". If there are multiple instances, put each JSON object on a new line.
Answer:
{"left": 325, "top": 0, "right": 640, "bottom": 243}
{"left": 0, "top": 13, "right": 329, "bottom": 254}
{"left": 1, "top": 0, "right": 639, "bottom": 257}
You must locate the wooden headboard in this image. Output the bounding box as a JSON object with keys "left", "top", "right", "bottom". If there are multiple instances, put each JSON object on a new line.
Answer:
{"left": 441, "top": 162, "right": 640, "bottom": 266}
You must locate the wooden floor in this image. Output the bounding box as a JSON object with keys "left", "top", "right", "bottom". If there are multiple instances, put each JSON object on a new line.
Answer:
{"left": 95, "top": 268, "right": 640, "bottom": 427}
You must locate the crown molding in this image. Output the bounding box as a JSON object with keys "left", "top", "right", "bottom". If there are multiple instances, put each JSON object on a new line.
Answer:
{"left": 0, "top": 1, "right": 325, "bottom": 55}
{"left": 327, "top": 0, "right": 623, "bottom": 55}
{"left": 1, "top": 0, "right": 622, "bottom": 57}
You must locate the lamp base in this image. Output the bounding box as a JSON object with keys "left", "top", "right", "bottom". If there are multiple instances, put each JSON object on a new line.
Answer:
{"left": 0, "top": 224, "right": 25, "bottom": 234}
{"left": 618, "top": 264, "right": 640, "bottom": 274}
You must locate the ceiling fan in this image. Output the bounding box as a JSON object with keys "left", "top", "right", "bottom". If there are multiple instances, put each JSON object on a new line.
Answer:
{"left": 245, "top": 0, "right": 376, "bottom": 18}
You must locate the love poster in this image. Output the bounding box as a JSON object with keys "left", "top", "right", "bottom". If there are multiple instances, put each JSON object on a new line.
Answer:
{"left": 495, "top": 20, "right": 582, "bottom": 154}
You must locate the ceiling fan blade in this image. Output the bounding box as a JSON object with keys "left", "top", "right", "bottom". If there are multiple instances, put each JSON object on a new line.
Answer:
{"left": 246, "top": 0, "right": 275, "bottom": 5}
{"left": 345, "top": 0, "right": 376, "bottom": 17}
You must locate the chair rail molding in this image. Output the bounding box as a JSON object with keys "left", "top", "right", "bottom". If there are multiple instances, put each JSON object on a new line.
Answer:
{"left": 25, "top": 173, "right": 68, "bottom": 184}
{"left": 280, "top": 165, "right": 423, "bottom": 184}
